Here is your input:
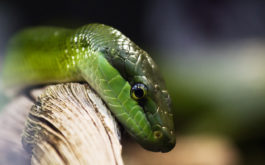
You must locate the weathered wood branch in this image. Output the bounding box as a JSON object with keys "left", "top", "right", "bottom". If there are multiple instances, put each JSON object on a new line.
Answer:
{"left": 0, "top": 83, "right": 124, "bottom": 165}
{"left": 0, "top": 95, "right": 32, "bottom": 165}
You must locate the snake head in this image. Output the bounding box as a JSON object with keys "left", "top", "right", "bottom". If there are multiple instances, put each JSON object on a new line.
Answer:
{"left": 127, "top": 49, "right": 176, "bottom": 152}
{"left": 86, "top": 23, "right": 176, "bottom": 152}
{"left": 109, "top": 36, "right": 176, "bottom": 152}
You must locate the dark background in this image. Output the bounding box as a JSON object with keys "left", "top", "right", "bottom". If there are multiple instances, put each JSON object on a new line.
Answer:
{"left": 1, "top": 0, "right": 265, "bottom": 165}
{"left": 1, "top": 0, "right": 265, "bottom": 58}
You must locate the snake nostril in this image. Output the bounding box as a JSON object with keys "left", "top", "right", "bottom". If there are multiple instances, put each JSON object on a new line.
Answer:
{"left": 153, "top": 130, "right": 163, "bottom": 139}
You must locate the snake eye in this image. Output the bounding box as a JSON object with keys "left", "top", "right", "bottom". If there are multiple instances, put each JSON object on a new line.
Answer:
{"left": 131, "top": 83, "right": 147, "bottom": 100}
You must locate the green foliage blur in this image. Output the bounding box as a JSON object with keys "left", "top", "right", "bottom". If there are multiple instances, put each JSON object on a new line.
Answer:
{"left": 158, "top": 41, "right": 265, "bottom": 165}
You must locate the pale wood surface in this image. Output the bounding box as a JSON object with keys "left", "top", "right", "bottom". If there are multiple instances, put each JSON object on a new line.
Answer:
{"left": 0, "top": 83, "right": 123, "bottom": 165}
{"left": 0, "top": 96, "right": 32, "bottom": 165}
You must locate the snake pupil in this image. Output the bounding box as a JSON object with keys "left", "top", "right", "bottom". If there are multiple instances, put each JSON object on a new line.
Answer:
{"left": 134, "top": 88, "right": 144, "bottom": 98}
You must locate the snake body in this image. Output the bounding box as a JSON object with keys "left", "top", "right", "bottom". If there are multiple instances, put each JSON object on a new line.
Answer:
{"left": 2, "top": 24, "right": 176, "bottom": 152}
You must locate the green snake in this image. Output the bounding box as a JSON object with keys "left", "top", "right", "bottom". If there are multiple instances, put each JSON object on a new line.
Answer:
{"left": 1, "top": 23, "right": 176, "bottom": 152}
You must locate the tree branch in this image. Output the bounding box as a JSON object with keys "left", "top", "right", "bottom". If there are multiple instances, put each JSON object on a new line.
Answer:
{"left": 0, "top": 83, "right": 124, "bottom": 165}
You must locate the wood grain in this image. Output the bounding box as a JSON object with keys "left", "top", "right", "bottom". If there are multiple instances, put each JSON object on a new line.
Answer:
{"left": 0, "top": 83, "right": 123, "bottom": 165}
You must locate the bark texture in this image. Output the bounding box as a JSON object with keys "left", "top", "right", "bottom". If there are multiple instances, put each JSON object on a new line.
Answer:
{"left": 0, "top": 83, "right": 123, "bottom": 165}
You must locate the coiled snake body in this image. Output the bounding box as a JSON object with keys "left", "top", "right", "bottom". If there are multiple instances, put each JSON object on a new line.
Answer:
{"left": 2, "top": 24, "right": 176, "bottom": 152}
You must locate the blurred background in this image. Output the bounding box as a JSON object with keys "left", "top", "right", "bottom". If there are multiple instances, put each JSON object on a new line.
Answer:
{"left": 1, "top": 0, "right": 265, "bottom": 164}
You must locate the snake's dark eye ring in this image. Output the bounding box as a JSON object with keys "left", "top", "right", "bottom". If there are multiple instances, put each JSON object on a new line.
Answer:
{"left": 131, "top": 83, "right": 147, "bottom": 100}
